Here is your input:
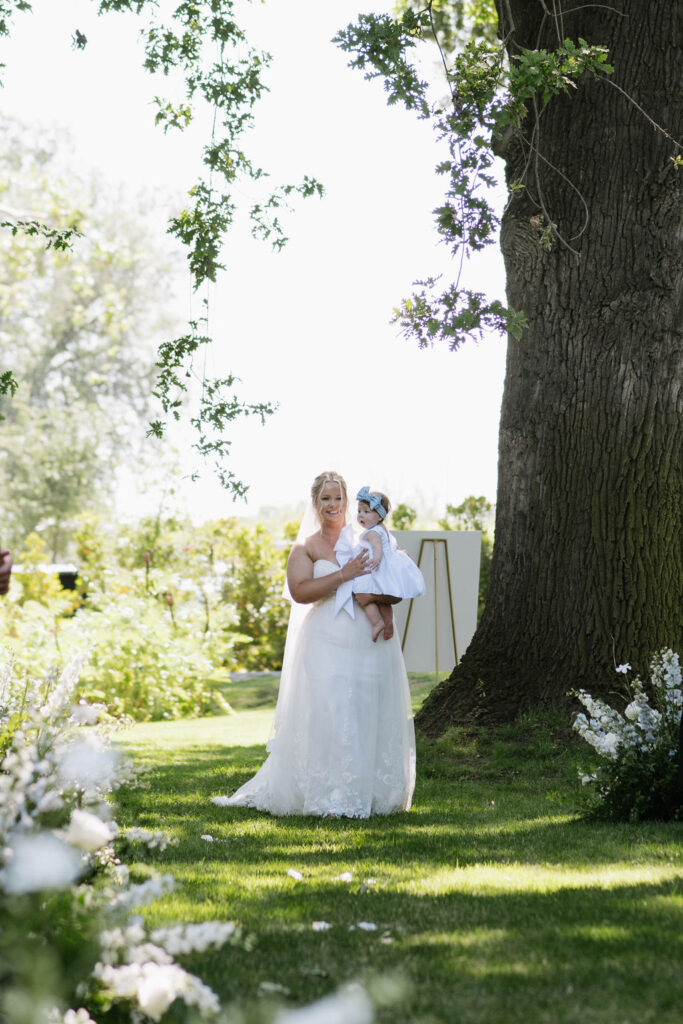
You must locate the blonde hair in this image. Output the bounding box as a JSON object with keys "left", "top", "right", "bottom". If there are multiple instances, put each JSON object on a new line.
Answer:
{"left": 311, "top": 471, "right": 348, "bottom": 522}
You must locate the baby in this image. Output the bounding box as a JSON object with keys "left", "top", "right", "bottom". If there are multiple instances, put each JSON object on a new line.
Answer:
{"left": 349, "top": 486, "right": 425, "bottom": 642}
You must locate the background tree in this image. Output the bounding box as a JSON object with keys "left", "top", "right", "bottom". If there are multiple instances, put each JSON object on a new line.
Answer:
{"left": 391, "top": 502, "right": 418, "bottom": 530}
{"left": 0, "top": 122, "right": 179, "bottom": 555}
{"left": 0, "top": 1, "right": 322, "bottom": 492}
{"left": 211, "top": 520, "right": 290, "bottom": 671}
{"left": 338, "top": 1, "right": 682, "bottom": 729}
{"left": 439, "top": 495, "right": 493, "bottom": 619}
{"left": 114, "top": 513, "right": 290, "bottom": 671}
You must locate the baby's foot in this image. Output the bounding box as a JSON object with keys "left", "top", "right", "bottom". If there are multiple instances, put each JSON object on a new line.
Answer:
{"left": 371, "top": 620, "right": 384, "bottom": 643}
{"left": 383, "top": 620, "right": 394, "bottom": 641}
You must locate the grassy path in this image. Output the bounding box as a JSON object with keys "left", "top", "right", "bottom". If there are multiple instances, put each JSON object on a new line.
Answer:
{"left": 116, "top": 677, "right": 683, "bottom": 1023}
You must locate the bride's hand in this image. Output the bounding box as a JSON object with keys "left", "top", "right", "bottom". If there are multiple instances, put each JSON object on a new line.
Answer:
{"left": 341, "top": 551, "right": 370, "bottom": 581}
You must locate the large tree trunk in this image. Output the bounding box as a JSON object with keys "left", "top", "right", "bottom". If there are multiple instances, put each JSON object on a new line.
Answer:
{"left": 417, "top": 0, "right": 683, "bottom": 734}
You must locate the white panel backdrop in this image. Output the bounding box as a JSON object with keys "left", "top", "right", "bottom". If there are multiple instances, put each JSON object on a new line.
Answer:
{"left": 391, "top": 531, "right": 481, "bottom": 677}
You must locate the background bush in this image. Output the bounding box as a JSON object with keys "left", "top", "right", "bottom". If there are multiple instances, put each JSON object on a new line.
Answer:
{"left": 0, "top": 514, "right": 292, "bottom": 721}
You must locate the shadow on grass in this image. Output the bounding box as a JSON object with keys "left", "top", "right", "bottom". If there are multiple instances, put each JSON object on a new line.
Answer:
{"left": 143, "top": 871, "right": 683, "bottom": 1024}
{"left": 116, "top": 744, "right": 683, "bottom": 873}
{"left": 115, "top": 710, "right": 683, "bottom": 1023}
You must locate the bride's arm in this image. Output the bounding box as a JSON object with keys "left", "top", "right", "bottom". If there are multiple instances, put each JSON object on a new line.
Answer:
{"left": 287, "top": 543, "right": 370, "bottom": 604}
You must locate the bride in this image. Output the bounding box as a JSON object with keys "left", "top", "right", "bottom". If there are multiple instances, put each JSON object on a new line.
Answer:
{"left": 212, "top": 470, "right": 416, "bottom": 818}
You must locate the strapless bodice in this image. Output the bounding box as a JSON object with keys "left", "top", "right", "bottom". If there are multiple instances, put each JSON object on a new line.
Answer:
{"left": 313, "top": 558, "right": 339, "bottom": 579}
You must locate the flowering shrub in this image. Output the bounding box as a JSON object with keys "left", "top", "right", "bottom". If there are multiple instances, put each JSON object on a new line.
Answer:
{"left": 0, "top": 536, "right": 242, "bottom": 720}
{"left": 573, "top": 649, "right": 683, "bottom": 821}
{"left": 73, "top": 591, "right": 235, "bottom": 721}
{"left": 0, "top": 514, "right": 292, "bottom": 720}
{"left": 0, "top": 653, "right": 238, "bottom": 1023}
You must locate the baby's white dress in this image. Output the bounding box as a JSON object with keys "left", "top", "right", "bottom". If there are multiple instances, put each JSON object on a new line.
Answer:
{"left": 335, "top": 524, "right": 425, "bottom": 619}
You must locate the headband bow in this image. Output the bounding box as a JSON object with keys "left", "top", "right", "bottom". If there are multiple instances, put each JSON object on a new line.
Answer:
{"left": 356, "top": 486, "right": 387, "bottom": 520}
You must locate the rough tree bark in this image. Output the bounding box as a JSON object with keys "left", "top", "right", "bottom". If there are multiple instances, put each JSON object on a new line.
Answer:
{"left": 417, "top": 0, "right": 683, "bottom": 733}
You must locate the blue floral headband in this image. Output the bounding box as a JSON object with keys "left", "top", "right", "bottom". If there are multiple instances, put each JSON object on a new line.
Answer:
{"left": 356, "top": 486, "right": 387, "bottom": 520}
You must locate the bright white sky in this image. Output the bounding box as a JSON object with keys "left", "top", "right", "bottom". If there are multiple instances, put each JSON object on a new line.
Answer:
{"left": 1, "top": 0, "right": 507, "bottom": 523}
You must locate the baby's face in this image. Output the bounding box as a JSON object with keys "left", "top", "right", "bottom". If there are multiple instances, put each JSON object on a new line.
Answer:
{"left": 357, "top": 502, "right": 381, "bottom": 528}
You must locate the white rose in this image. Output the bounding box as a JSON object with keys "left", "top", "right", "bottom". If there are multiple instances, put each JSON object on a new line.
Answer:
{"left": 64, "top": 808, "right": 114, "bottom": 852}
{"left": 137, "top": 966, "right": 182, "bottom": 1021}
{"left": 59, "top": 738, "right": 118, "bottom": 790}
{"left": 3, "top": 831, "right": 82, "bottom": 894}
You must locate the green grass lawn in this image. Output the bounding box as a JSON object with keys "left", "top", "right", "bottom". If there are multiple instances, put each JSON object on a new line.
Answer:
{"left": 116, "top": 676, "right": 683, "bottom": 1024}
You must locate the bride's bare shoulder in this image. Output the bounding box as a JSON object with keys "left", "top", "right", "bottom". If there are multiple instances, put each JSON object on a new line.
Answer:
{"left": 289, "top": 535, "right": 317, "bottom": 564}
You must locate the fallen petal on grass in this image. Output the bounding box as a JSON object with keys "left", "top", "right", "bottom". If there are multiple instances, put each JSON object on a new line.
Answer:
{"left": 312, "top": 921, "right": 332, "bottom": 931}
{"left": 287, "top": 868, "right": 304, "bottom": 881}
{"left": 259, "top": 981, "right": 292, "bottom": 997}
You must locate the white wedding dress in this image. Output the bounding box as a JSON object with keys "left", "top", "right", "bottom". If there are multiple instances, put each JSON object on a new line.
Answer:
{"left": 212, "top": 559, "right": 416, "bottom": 817}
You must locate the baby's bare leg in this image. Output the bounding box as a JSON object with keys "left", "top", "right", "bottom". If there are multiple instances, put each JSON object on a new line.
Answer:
{"left": 357, "top": 594, "right": 401, "bottom": 641}
{"left": 379, "top": 603, "right": 394, "bottom": 641}
{"left": 372, "top": 595, "right": 400, "bottom": 641}
{"left": 355, "top": 594, "right": 385, "bottom": 642}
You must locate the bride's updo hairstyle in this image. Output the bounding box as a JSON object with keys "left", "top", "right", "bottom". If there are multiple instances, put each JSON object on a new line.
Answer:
{"left": 311, "top": 471, "right": 348, "bottom": 521}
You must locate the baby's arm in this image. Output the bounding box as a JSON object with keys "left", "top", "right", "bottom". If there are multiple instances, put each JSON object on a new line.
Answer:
{"left": 361, "top": 529, "right": 383, "bottom": 570}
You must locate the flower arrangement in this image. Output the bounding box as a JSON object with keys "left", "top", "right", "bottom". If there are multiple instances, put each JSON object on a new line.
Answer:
{"left": 573, "top": 649, "right": 682, "bottom": 821}
{"left": 0, "top": 653, "right": 237, "bottom": 1023}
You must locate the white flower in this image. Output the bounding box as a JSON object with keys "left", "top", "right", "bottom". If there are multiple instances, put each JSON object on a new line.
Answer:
{"left": 111, "top": 863, "right": 130, "bottom": 887}
{"left": 336, "top": 872, "right": 353, "bottom": 883}
{"left": 126, "top": 827, "right": 176, "bottom": 850}
{"left": 41, "top": 658, "right": 85, "bottom": 718}
{"left": 615, "top": 663, "right": 631, "bottom": 674}
{"left": 64, "top": 808, "right": 115, "bottom": 852}
{"left": 151, "top": 921, "right": 236, "bottom": 955}
{"left": 201, "top": 834, "right": 214, "bottom": 842}
{"left": 312, "top": 921, "right": 332, "bottom": 931}
{"left": 287, "top": 868, "right": 304, "bottom": 881}
{"left": 2, "top": 831, "right": 82, "bottom": 894}
{"left": 58, "top": 737, "right": 118, "bottom": 791}
{"left": 182, "top": 974, "right": 220, "bottom": 1016}
{"left": 70, "top": 701, "right": 101, "bottom": 725}
{"left": 126, "top": 942, "right": 173, "bottom": 966}
{"left": 63, "top": 1009, "right": 98, "bottom": 1024}
{"left": 274, "top": 983, "right": 374, "bottom": 1024}
{"left": 110, "top": 874, "right": 175, "bottom": 910}
{"left": 95, "top": 962, "right": 211, "bottom": 1021}
{"left": 36, "top": 790, "right": 66, "bottom": 814}
{"left": 600, "top": 732, "right": 620, "bottom": 757}
{"left": 136, "top": 966, "right": 181, "bottom": 1020}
